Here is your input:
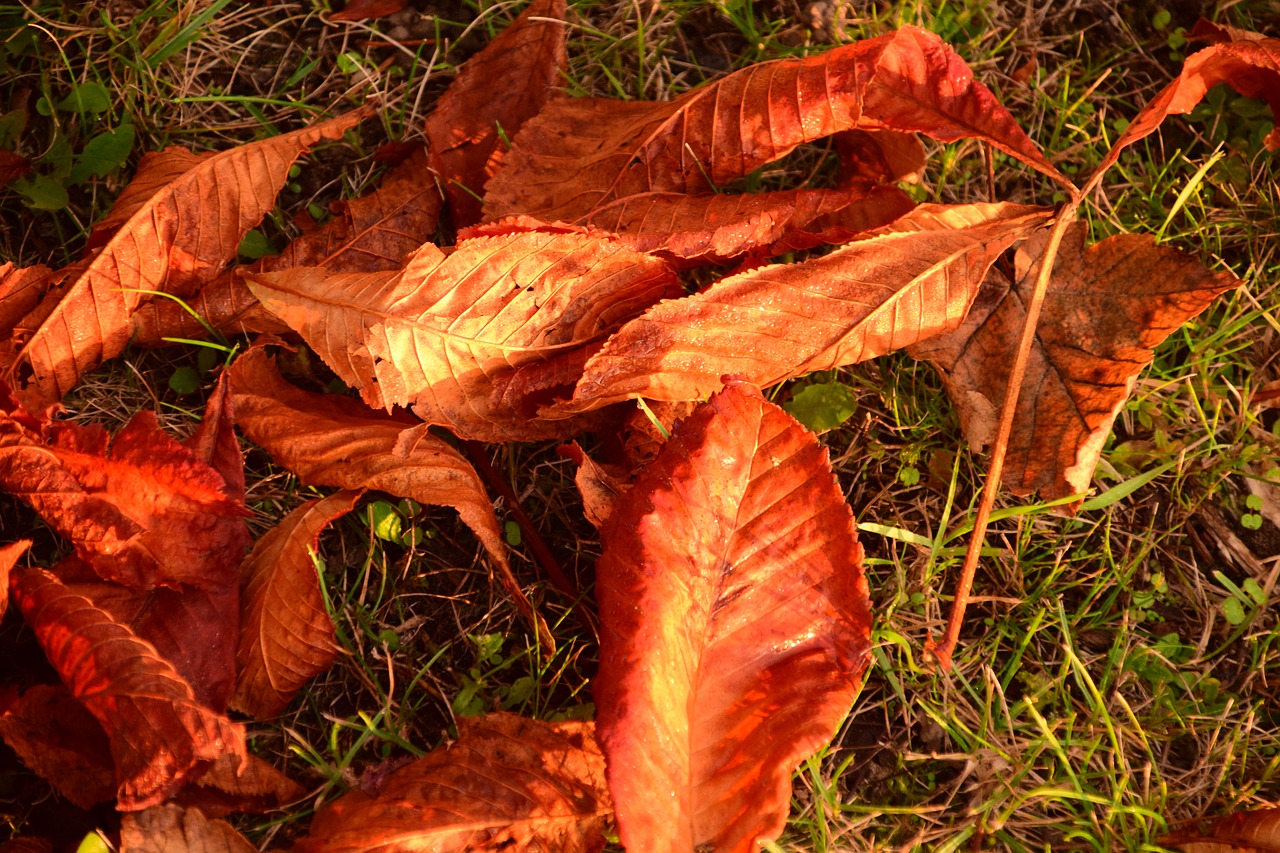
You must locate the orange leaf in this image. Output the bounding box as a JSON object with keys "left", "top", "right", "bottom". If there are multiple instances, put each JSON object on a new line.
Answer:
{"left": 120, "top": 804, "right": 257, "bottom": 853}
{"left": 0, "top": 538, "right": 28, "bottom": 619}
{"left": 0, "top": 263, "right": 58, "bottom": 341}
{"left": 594, "top": 381, "right": 871, "bottom": 852}
{"left": 425, "top": 0, "right": 567, "bottom": 228}
{"left": 0, "top": 398, "right": 249, "bottom": 593}
{"left": 4, "top": 108, "right": 369, "bottom": 404}
{"left": 183, "top": 371, "right": 246, "bottom": 506}
{"left": 295, "top": 712, "right": 611, "bottom": 853}
{"left": 231, "top": 489, "right": 361, "bottom": 719}
{"left": 244, "top": 229, "right": 679, "bottom": 442}
{"left": 9, "top": 568, "right": 247, "bottom": 810}
{"left": 483, "top": 26, "right": 1067, "bottom": 222}
{"left": 543, "top": 202, "right": 1050, "bottom": 417}
{"left": 173, "top": 752, "right": 305, "bottom": 817}
{"left": 909, "top": 221, "right": 1239, "bottom": 500}
{"left": 1161, "top": 805, "right": 1280, "bottom": 852}
{"left": 330, "top": 0, "right": 408, "bottom": 22}
{"left": 0, "top": 683, "right": 116, "bottom": 809}
{"left": 227, "top": 348, "right": 551, "bottom": 648}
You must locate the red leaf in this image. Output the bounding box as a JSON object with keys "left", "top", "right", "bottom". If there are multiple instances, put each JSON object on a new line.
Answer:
{"left": 483, "top": 26, "right": 1067, "bottom": 222}
{"left": 1161, "top": 805, "right": 1280, "bottom": 852}
{"left": 594, "top": 382, "right": 871, "bottom": 851}
{"left": 295, "top": 713, "right": 611, "bottom": 853}
{"left": 0, "top": 149, "right": 30, "bottom": 186}
{"left": 244, "top": 229, "right": 679, "bottom": 442}
{"left": 9, "top": 568, "right": 247, "bottom": 810}
{"left": 183, "top": 371, "right": 247, "bottom": 506}
{"left": 0, "top": 538, "right": 27, "bottom": 619}
{"left": 425, "top": 0, "right": 567, "bottom": 228}
{"left": 0, "top": 684, "right": 116, "bottom": 809}
{"left": 542, "top": 202, "right": 1050, "bottom": 418}
{"left": 909, "top": 221, "right": 1239, "bottom": 500}
{"left": 330, "top": 0, "right": 408, "bottom": 22}
{"left": 231, "top": 490, "right": 361, "bottom": 719}
{"left": 0, "top": 263, "right": 59, "bottom": 341}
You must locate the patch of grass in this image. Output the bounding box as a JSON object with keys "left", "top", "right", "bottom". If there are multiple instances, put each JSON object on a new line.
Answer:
{"left": 2, "top": 0, "right": 1279, "bottom": 851}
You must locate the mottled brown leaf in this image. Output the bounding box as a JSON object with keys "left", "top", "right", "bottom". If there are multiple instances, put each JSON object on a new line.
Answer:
{"left": 120, "top": 804, "right": 257, "bottom": 853}
{"left": 558, "top": 442, "right": 627, "bottom": 529}
{"left": 0, "top": 683, "right": 116, "bottom": 809}
{"left": 245, "top": 230, "right": 680, "bottom": 442}
{"left": 174, "top": 753, "right": 305, "bottom": 817}
{"left": 543, "top": 203, "right": 1050, "bottom": 417}
{"left": 295, "top": 713, "right": 610, "bottom": 853}
{"left": 228, "top": 348, "right": 550, "bottom": 648}
{"left": 0, "top": 263, "right": 58, "bottom": 340}
{"left": 0, "top": 149, "right": 30, "bottom": 186}
{"left": 594, "top": 382, "right": 871, "bottom": 852}
{"left": 909, "top": 222, "right": 1238, "bottom": 500}
{"left": 231, "top": 490, "right": 361, "bottom": 719}
{"left": 9, "top": 568, "right": 247, "bottom": 810}
{"left": 425, "top": 0, "right": 567, "bottom": 228}
{"left": 483, "top": 26, "right": 1066, "bottom": 222}
{"left": 4, "top": 108, "right": 369, "bottom": 404}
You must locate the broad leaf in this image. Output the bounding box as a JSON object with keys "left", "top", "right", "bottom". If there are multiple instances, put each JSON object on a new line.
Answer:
{"left": 0, "top": 538, "right": 27, "bottom": 619}
{"left": 425, "top": 0, "right": 567, "bottom": 228}
{"left": 909, "top": 221, "right": 1238, "bottom": 500}
{"left": 227, "top": 348, "right": 550, "bottom": 647}
{"left": 0, "top": 683, "right": 116, "bottom": 809}
{"left": 1160, "top": 805, "right": 1280, "bottom": 852}
{"left": 231, "top": 489, "right": 361, "bottom": 719}
{"left": 173, "top": 752, "right": 304, "bottom": 817}
{"left": 0, "top": 263, "right": 58, "bottom": 340}
{"left": 295, "top": 713, "right": 610, "bottom": 853}
{"left": 543, "top": 203, "right": 1050, "bottom": 417}
{"left": 594, "top": 382, "right": 871, "bottom": 852}
{"left": 120, "top": 804, "right": 257, "bottom": 853}
{"left": 4, "top": 108, "right": 369, "bottom": 403}
{"left": 245, "top": 229, "right": 680, "bottom": 441}
{"left": 483, "top": 25, "right": 1068, "bottom": 222}
{"left": 9, "top": 568, "right": 247, "bottom": 810}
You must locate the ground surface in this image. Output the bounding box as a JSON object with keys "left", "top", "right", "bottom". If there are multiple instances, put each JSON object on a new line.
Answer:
{"left": 1, "top": 0, "right": 1279, "bottom": 850}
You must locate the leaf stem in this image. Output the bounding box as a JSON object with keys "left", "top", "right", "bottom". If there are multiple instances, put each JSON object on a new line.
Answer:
{"left": 928, "top": 199, "right": 1081, "bottom": 670}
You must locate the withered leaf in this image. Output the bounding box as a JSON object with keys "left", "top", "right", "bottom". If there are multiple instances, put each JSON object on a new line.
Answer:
{"left": 173, "top": 752, "right": 305, "bottom": 817}
{"left": 1160, "top": 805, "right": 1280, "bottom": 852}
{"left": 543, "top": 203, "right": 1051, "bottom": 417}
{"left": 0, "top": 538, "right": 28, "bottom": 619}
{"left": 245, "top": 229, "right": 679, "bottom": 442}
{"left": 483, "top": 25, "right": 1067, "bottom": 222}
{"left": 0, "top": 683, "right": 116, "bottom": 809}
{"left": 9, "top": 568, "right": 247, "bottom": 810}
{"left": 0, "top": 397, "right": 249, "bottom": 592}
{"left": 5, "top": 108, "right": 369, "bottom": 404}
{"left": 909, "top": 221, "right": 1239, "bottom": 501}
{"left": 425, "top": 0, "right": 567, "bottom": 228}
{"left": 594, "top": 382, "right": 871, "bottom": 852}
{"left": 120, "top": 804, "right": 257, "bottom": 853}
{"left": 231, "top": 489, "right": 362, "bottom": 719}
{"left": 295, "top": 713, "right": 610, "bottom": 853}
{"left": 227, "top": 348, "right": 550, "bottom": 648}
{"left": 0, "top": 263, "right": 58, "bottom": 341}
{"left": 183, "top": 371, "right": 247, "bottom": 506}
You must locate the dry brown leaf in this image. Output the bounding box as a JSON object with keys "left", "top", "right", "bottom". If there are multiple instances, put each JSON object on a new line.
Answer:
{"left": 1162, "top": 805, "right": 1280, "bottom": 852}
{"left": 483, "top": 25, "right": 1067, "bottom": 222}
{"left": 174, "top": 752, "right": 305, "bottom": 817}
{"left": 4, "top": 108, "right": 369, "bottom": 404}
{"left": 542, "top": 202, "right": 1051, "bottom": 417}
{"left": 231, "top": 489, "right": 362, "bottom": 719}
{"left": 0, "top": 683, "right": 116, "bottom": 809}
{"left": 594, "top": 381, "right": 871, "bottom": 851}
{"left": 120, "top": 804, "right": 257, "bottom": 853}
{"left": 909, "top": 221, "right": 1239, "bottom": 500}
{"left": 294, "top": 713, "right": 611, "bottom": 853}
{"left": 9, "top": 568, "right": 247, "bottom": 810}
{"left": 425, "top": 0, "right": 567, "bottom": 228}
{"left": 245, "top": 229, "right": 679, "bottom": 442}
{"left": 0, "top": 263, "right": 59, "bottom": 341}
{"left": 557, "top": 442, "right": 627, "bottom": 529}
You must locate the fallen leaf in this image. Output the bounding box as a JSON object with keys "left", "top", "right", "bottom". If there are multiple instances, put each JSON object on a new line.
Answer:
{"left": 0, "top": 263, "right": 59, "bottom": 340}
{"left": 0, "top": 683, "right": 116, "bottom": 809}
{"left": 557, "top": 442, "right": 627, "bottom": 529}
{"left": 594, "top": 381, "right": 871, "bottom": 852}
{"left": 833, "top": 128, "right": 927, "bottom": 185}
{"left": 173, "top": 752, "right": 305, "bottom": 817}
{"left": 120, "top": 804, "right": 257, "bottom": 853}
{"left": 295, "top": 712, "right": 611, "bottom": 853}
{"left": 1161, "top": 805, "right": 1280, "bottom": 852}
{"left": 483, "top": 25, "right": 1067, "bottom": 222}
{"left": 227, "top": 347, "right": 551, "bottom": 648}
{"left": 0, "top": 538, "right": 27, "bottom": 619}
{"left": 542, "top": 203, "right": 1050, "bottom": 417}
{"left": 9, "top": 568, "right": 247, "bottom": 810}
{"left": 245, "top": 229, "right": 680, "bottom": 442}
{"left": 425, "top": 0, "right": 567, "bottom": 228}
{"left": 183, "top": 371, "right": 247, "bottom": 506}
{"left": 4, "top": 108, "right": 370, "bottom": 404}
{"left": 0, "top": 149, "right": 30, "bottom": 186}
{"left": 231, "top": 489, "right": 362, "bottom": 719}
{"left": 330, "top": 0, "right": 408, "bottom": 22}
{"left": 909, "top": 221, "right": 1239, "bottom": 501}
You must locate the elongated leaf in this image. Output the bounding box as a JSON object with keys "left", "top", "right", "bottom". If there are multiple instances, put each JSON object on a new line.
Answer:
{"left": 246, "top": 230, "right": 679, "bottom": 441}
{"left": 909, "top": 221, "right": 1238, "bottom": 501}
{"left": 425, "top": 0, "right": 567, "bottom": 228}
{"left": 483, "top": 25, "right": 1067, "bottom": 222}
{"left": 594, "top": 382, "right": 871, "bottom": 852}
{"left": 543, "top": 203, "right": 1051, "bottom": 417}
{"left": 295, "top": 713, "right": 610, "bottom": 853}
{"left": 0, "top": 538, "right": 27, "bottom": 619}
{"left": 227, "top": 348, "right": 550, "bottom": 648}
{"left": 231, "top": 490, "right": 361, "bottom": 719}
{"left": 9, "top": 568, "right": 247, "bottom": 810}
{"left": 4, "top": 108, "right": 369, "bottom": 403}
